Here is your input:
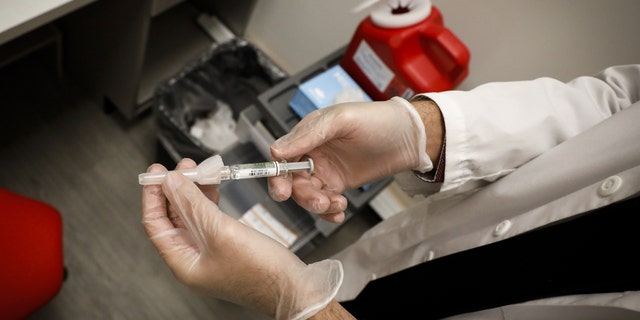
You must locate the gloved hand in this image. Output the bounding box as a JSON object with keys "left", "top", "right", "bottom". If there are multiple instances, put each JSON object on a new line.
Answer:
{"left": 268, "top": 96, "right": 433, "bottom": 223}
{"left": 142, "top": 159, "right": 343, "bottom": 320}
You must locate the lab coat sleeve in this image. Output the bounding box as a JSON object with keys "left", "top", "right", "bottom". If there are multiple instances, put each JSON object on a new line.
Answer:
{"left": 406, "top": 64, "right": 640, "bottom": 195}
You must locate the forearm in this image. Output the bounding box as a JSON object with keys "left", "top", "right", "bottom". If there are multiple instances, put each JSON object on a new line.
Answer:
{"left": 308, "top": 300, "right": 356, "bottom": 320}
{"left": 410, "top": 98, "right": 445, "bottom": 168}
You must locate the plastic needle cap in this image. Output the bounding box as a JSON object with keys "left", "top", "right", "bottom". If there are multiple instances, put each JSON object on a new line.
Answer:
{"left": 138, "top": 155, "right": 225, "bottom": 185}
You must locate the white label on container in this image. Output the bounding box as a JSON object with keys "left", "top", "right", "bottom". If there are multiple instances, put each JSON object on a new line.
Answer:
{"left": 231, "top": 162, "right": 278, "bottom": 179}
{"left": 353, "top": 40, "right": 394, "bottom": 92}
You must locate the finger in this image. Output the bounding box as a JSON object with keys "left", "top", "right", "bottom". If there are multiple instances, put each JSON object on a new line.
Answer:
{"left": 270, "top": 108, "right": 338, "bottom": 160}
{"left": 314, "top": 182, "right": 348, "bottom": 220}
{"left": 164, "top": 159, "right": 196, "bottom": 229}
{"left": 142, "top": 163, "right": 175, "bottom": 238}
{"left": 318, "top": 192, "right": 348, "bottom": 223}
{"left": 291, "top": 175, "right": 331, "bottom": 214}
{"left": 319, "top": 212, "right": 346, "bottom": 224}
{"left": 175, "top": 158, "right": 197, "bottom": 170}
{"left": 162, "top": 171, "right": 215, "bottom": 248}
{"left": 326, "top": 193, "right": 348, "bottom": 215}
{"left": 268, "top": 174, "right": 292, "bottom": 202}
{"left": 176, "top": 158, "right": 220, "bottom": 203}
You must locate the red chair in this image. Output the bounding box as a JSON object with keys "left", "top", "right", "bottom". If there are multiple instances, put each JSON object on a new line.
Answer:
{"left": 0, "top": 188, "right": 65, "bottom": 319}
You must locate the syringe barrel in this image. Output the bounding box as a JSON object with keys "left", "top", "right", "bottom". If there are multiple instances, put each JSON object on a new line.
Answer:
{"left": 228, "top": 159, "right": 314, "bottom": 180}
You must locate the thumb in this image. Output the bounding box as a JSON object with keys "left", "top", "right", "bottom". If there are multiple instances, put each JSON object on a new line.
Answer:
{"left": 163, "top": 171, "right": 218, "bottom": 249}
{"left": 271, "top": 108, "right": 339, "bottom": 159}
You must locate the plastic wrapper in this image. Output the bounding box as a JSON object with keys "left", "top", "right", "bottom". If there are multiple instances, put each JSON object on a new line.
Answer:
{"left": 155, "top": 38, "right": 287, "bottom": 163}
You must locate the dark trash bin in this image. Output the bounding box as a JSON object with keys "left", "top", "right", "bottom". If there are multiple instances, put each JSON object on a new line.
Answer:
{"left": 154, "top": 38, "right": 287, "bottom": 164}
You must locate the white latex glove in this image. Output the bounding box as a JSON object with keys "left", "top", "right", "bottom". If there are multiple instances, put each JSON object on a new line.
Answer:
{"left": 268, "top": 96, "right": 433, "bottom": 222}
{"left": 142, "top": 159, "right": 343, "bottom": 320}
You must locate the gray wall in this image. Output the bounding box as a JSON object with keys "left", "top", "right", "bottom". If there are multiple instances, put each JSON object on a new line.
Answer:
{"left": 245, "top": 0, "right": 640, "bottom": 88}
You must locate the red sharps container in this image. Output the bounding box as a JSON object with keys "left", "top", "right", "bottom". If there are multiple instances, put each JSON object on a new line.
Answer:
{"left": 340, "top": 0, "right": 470, "bottom": 101}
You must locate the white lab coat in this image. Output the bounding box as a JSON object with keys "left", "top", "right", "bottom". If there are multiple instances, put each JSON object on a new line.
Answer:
{"left": 333, "top": 64, "right": 640, "bottom": 317}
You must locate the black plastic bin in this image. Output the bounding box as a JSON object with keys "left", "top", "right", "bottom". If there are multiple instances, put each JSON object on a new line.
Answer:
{"left": 154, "top": 38, "right": 287, "bottom": 164}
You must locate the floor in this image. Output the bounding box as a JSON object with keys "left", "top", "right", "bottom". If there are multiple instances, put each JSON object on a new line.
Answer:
{"left": 0, "top": 47, "right": 380, "bottom": 319}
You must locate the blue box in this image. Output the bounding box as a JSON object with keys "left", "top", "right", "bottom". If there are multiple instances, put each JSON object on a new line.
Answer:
{"left": 289, "top": 65, "right": 371, "bottom": 118}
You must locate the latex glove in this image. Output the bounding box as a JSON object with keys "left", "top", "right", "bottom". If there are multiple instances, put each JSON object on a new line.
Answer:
{"left": 142, "top": 159, "right": 343, "bottom": 320}
{"left": 268, "top": 96, "right": 433, "bottom": 222}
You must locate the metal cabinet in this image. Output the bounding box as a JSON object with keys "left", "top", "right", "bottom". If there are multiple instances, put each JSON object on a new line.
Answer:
{"left": 63, "top": 0, "right": 222, "bottom": 119}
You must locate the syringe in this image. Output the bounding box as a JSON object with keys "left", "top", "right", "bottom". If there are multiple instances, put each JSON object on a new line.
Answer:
{"left": 138, "top": 155, "right": 314, "bottom": 185}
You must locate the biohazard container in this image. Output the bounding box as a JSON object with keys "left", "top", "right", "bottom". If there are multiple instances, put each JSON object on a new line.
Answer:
{"left": 340, "top": 0, "right": 470, "bottom": 101}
